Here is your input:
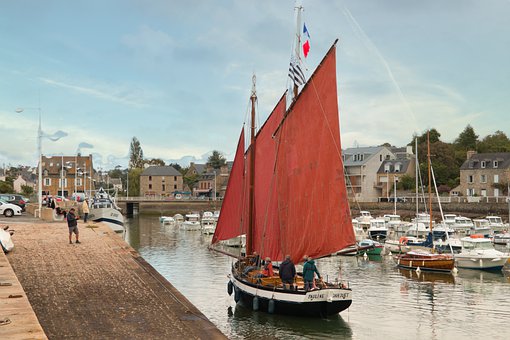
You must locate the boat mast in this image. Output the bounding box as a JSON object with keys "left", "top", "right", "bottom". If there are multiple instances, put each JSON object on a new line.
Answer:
{"left": 293, "top": 3, "right": 302, "bottom": 99}
{"left": 247, "top": 74, "right": 257, "bottom": 256}
{"left": 415, "top": 137, "right": 419, "bottom": 220}
{"left": 427, "top": 131, "right": 432, "bottom": 232}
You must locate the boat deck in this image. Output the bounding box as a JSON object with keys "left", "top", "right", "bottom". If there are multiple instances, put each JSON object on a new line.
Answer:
{"left": 1, "top": 220, "right": 225, "bottom": 339}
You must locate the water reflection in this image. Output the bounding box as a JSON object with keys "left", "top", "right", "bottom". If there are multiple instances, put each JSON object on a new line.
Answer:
{"left": 126, "top": 215, "right": 510, "bottom": 339}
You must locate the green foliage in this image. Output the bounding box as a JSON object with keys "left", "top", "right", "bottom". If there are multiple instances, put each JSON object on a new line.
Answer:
{"left": 477, "top": 131, "right": 510, "bottom": 153}
{"left": 207, "top": 150, "right": 227, "bottom": 169}
{"left": 128, "top": 168, "right": 143, "bottom": 196}
{"left": 129, "top": 137, "right": 144, "bottom": 169}
{"left": 108, "top": 168, "right": 123, "bottom": 179}
{"left": 397, "top": 174, "right": 415, "bottom": 191}
{"left": 0, "top": 181, "right": 13, "bottom": 193}
{"left": 183, "top": 173, "right": 200, "bottom": 191}
{"left": 21, "top": 185, "right": 33, "bottom": 197}
{"left": 454, "top": 125, "right": 478, "bottom": 151}
{"left": 145, "top": 158, "right": 165, "bottom": 166}
{"left": 415, "top": 128, "right": 441, "bottom": 146}
{"left": 168, "top": 163, "right": 183, "bottom": 173}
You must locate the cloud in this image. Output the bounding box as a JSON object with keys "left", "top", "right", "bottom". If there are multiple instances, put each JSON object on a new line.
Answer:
{"left": 39, "top": 77, "right": 148, "bottom": 108}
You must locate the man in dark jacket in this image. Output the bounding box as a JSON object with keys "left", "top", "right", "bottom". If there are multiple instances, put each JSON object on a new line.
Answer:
{"left": 279, "top": 255, "right": 296, "bottom": 290}
{"left": 66, "top": 208, "right": 80, "bottom": 244}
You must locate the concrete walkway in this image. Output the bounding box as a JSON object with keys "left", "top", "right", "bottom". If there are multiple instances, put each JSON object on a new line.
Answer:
{"left": 2, "top": 219, "right": 226, "bottom": 339}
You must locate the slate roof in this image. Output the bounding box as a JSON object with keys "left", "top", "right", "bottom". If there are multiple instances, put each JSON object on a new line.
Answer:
{"left": 460, "top": 152, "right": 510, "bottom": 170}
{"left": 140, "top": 166, "right": 181, "bottom": 176}
{"left": 377, "top": 159, "right": 412, "bottom": 174}
{"left": 343, "top": 146, "right": 388, "bottom": 166}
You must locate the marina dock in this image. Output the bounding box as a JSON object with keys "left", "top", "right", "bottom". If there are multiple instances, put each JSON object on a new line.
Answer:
{"left": 0, "top": 219, "right": 226, "bottom": 339}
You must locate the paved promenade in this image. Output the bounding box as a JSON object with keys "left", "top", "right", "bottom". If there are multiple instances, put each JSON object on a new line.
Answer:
{"left": 1, "top": 217, "right": 226, "bottom": 339}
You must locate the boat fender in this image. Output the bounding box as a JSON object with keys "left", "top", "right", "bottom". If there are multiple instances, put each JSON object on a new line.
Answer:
{"left": 268, "top": 299, "right": 275, "bottom": 314}
{"left": 234, "top": 287, "right": 241, "bottom": 303}
{"left": 327, "top": 290, "right": 333, "bottom": 303}
{"left": 227, "top": 281, "right": 233, "bottom": 296}
{"left": 399, "top": 236, "right": 408, "bottom": 245}
{"left": 253, "top": 296, "right": 259, "bottom": 311}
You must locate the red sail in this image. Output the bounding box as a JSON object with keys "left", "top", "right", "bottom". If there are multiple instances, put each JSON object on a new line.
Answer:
{"left": 250, "top": 94, "right": 287, "bottom": 260}
{"left": 212, "top": 128, "right": 246, "bottom": 244}
{"left": 273, "top": 44, "right": 355, "bottom": 263}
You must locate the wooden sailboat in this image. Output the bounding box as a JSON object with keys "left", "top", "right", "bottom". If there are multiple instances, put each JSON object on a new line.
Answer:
{"left": 211, "top": 7, "right": 355, "bottom": 317}
{"left": 395, "top": 132, "right": 455, "bottom": 272}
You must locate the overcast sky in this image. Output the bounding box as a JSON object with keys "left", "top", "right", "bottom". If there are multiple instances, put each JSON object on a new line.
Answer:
{"left": 1, "top": 0, "right": 509, "bottom": 170}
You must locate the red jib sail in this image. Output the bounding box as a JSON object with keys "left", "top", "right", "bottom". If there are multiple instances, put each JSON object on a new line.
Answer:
{"left": 212, "top": 128, "right": 246, "bottom": 244}
{"left": 271, "top": 43, "right": 355, "bottom": 263}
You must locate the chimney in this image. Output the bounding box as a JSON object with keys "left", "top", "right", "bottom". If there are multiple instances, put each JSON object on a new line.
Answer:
{"left": 466, "top": 150, "right": 477, "bottom": 160}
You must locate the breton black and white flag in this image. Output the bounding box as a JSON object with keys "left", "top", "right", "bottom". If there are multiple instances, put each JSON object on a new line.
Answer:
{"left": 288, "top": 57, "right": 306, "bottom": 87}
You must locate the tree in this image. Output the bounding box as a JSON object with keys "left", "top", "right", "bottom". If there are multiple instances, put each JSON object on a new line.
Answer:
{"left": 144, "top": 158, "right": 165, "bottom": 166}
{"left": 127, "top": 168, "right": 143, "bottom": 196}
{"left": 0, "top": 181, "right": 13, "bottom": 193}
{"left": 129, "top": 137, "right": 144, "bottom": 169}
{"left": 415, "top": 128, "right": 441, "bottom": 146}
{"left": 206, "top": 150, "right": 227, "bottom": 169}
{"left": 21, "top": 185, "right": 34, "bottom": 197}
{"left": 183, "top": 173, "right": 200, "bottom": 192}
{"left": 168, "top": 162, "right": 183, "bottom": 173}
{"left": 454, "top": 125, "right": 478, "bottom": 151}
{"left": 477, "top": 131, "right": 510, "bottom": 153}
{"left": 397, "top": 174, "right": 415, "bottom": 191}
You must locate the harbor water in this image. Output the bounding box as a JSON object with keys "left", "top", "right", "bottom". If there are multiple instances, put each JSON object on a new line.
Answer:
{"left": 125, "top": 215, "right": 510, "bottom": 339}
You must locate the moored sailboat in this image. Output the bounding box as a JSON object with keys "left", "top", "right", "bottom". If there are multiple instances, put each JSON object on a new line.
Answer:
{"left": 211, "top": 6, "right": 355, "bottom": 317}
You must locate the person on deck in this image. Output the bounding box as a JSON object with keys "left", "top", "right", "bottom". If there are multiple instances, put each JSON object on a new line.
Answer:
{"left": 262, "top": 257, "right": 274, "bottom": 277}
{"left": 303, "top": 256, "right": 321, "bottom": 291}
{"left": 66, "top": 208, "right": 80, "bottom": 244}
{"left": 279, "top": 255, "right": 296, "bottom": 290}
{"left": 248, "top": 251, "right": 261, "bottom": 267}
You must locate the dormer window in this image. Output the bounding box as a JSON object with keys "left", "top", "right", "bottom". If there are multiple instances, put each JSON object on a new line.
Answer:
{"left": 494, "top": 161, "right": 499, "bottom": 168}
{"left": 481, "top": 161, "right": 486, "bottom": 168}
{"left": 384, "top": 164, "right": 390, "bottom": 172}
{"left": 395, "top": 163, "right": 401, "bottom": 172}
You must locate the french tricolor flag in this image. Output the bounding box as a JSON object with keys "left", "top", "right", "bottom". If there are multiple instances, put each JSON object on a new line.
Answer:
{"left": 302, "top": 23, "right": 310, "bottom": 58}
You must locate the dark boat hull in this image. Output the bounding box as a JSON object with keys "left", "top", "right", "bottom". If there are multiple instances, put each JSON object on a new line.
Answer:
{"left": 231, "top": 275, "right": 352, "bottom": 317}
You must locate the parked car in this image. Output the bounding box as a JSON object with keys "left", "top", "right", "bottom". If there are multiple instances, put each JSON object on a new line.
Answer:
{"left": 0, "top": 194, "right": 26, "bottom": 211}
{"left": 0, "top": 199, "right": 23, "bottom": 217}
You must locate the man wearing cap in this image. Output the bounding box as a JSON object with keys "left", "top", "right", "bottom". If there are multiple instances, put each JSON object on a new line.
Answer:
{"left": 66, "top": 207, "right": 81, "bottom": 244}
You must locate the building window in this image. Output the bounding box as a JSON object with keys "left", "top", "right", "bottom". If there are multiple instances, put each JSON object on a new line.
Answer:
{"left": 395, "top": 163, "right": 401, "bottom": 172}
{"left": 467, "top": 188, "right": 475, "bottom": 196}
{"left": 481, "top": 189, "right": 487, "bottom": 197}
{"left": 174, "top": 184, "right": 177, "bottom": 189}
{"left": 494, "top": 188, "right": 500, "bottom": 197}
{"left": 494, "top": 174, "right": 499, "bottom": 183}
{"left": 44, "top": 178, "right": 51, "bottom": 186}
{"left": 59, "top": 179, "right": 68, "bottom": 187}
{"left": 384, "top": 164, "right": 390, "bottom": 172}
{"left": 467, "top": 175, "right": 474, "bottom": 183}
{"left": 162, "top": 177, "right": 165, "bottom": 182}
{"left": 174, "top": 176, "right": 177, "bottom": 181}
{"left": 149, "top": 176, "right": 152, "bottom": 181}
{"left": 76, "top": 178, "right": 82, "bottom": 186}
{"left": 380, "top": 155, "right": 382, "bottom": 161}
{"left": 149, "top": 184, "right": 152, "bottom": 189}
{"left": 43, "top": 169, "right": 49, "bottom": 176}
{"left": 481, "top": 161, "right": 486, "bottom": 168}
{"left": 480, "top": 174, "right": 487, "bottom": 183}
{"left": 162, "top": 184, "right": 165, "bottom": 191}
{"left": 494, "top": 161, "right": 499, "bottom": 168}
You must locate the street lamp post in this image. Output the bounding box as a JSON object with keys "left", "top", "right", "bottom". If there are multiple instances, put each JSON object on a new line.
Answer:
{"left": 213, "top": 170, "right": 217, "bottom": 201}
{"left": 394, "top": 176, "right": 399, "bottom": 215}
{"left": 16, "top": 107, "right": 43, "bottom": 216}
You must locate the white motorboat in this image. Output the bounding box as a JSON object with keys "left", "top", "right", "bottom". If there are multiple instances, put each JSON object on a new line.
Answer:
{"left": 406, "top": 222, "right": 430, "bottom": 237}
{"left": 213, "top": 210, "right": 220, "bottom": 221}
{"left": 432, "top": 224, "right": 455, "bottom": 240}
{"left": 220, "top": 234, "right": 246, "bottom": 248}
{"left": 161, "top": 216, "right": 176, "bottom": 226}
{"left": 383, "top": 214, "right": 405, "bottom": 232}
{"left": 180, "top": 213, "right": 202, "bottom": 231}
{"left": 486, "top": 216, "right": 508, "bottom": 234}
{"left": 356, "top": 211, "right": 373, "bottom": 223}
{"left": 89, "top": 188, "right": 125, "bottom": 233}
{"left": 0, "top": 226, "right": 14, "bottom": 253}
{"left": 492, "top": 232, "right": 510, "bottom": 245}
{"left": 451, "top": 216, "right": 474, "bottom": 235}
{"left": 455, "top": 235, "right": 510, "bottom": 270}
{"left": 173, "top": 213, "right": 184, "bottom": 225}
{"left": 352, "top": 219, "right": 366, "bottom": 241}
{"left": 368, "top": 218, "right": 388, "bottom": 241}
{"left": 201, "top": 211, "right": 216, "bottom": 235}
{"left": 470, "top": 219, "right": 492, "bottom": 238}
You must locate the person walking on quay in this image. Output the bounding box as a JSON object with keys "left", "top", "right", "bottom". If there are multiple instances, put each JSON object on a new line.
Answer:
{"left": 66, "top": 207, "right": 80, "bottom": 244}
{"left": 279, "top": 255, "right": 296, "bottom": 290}
{"left": 82, "top": 199, "right": 89, "bottom": 223}
{"left": 302, "top": 256, "right": 321, "bottom": 292}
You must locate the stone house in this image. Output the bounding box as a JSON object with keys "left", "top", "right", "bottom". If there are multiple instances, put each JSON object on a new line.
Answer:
{"left": 453, "top": 151, "right": 510, "bottom": 198}
{"left": 343, "top": 146, "right": 395, "bottom": 202}
{"left": 40, "top": 155, "right": 94, "bottom": 197}
{"left": 376, "top": 156, "right": 416, "bottom": 200}
{"left": 110, "top": 178, "right": 123, "bottom": 191}
{"left": 139, "top": 166, "right": 183, "bottom": 197}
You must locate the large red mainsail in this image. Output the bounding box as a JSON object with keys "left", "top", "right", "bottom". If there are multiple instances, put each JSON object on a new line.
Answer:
{"left": 212, "top": 128, "right": 246, "bottom": 244}
{"left": 213, "top": 42, "right": 355, "bottom": 264}
{"left": 272, "top": 43, "right": 355, "bottom": 263}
